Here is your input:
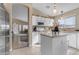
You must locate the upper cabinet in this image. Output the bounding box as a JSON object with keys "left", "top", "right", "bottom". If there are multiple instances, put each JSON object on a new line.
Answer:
{"left": 32, "top": 16, "right": 54, "bottom": 26}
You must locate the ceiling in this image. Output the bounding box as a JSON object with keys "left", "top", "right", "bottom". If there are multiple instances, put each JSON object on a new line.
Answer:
{"left": 32, "top": 3, "right": 79, "bottom": 16}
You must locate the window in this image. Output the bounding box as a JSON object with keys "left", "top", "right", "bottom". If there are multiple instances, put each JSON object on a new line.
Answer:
{"left": 12, "top": 4, "right": 29, "bottom": 22}
{"left": 58, "top": 16, "right": 76, "bottom": 28}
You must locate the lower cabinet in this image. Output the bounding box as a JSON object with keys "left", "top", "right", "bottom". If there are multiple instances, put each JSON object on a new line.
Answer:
{"left": 67, "top": 32, "right": 79, "bottom": 49}
{"left": 67, "top": 33, "right": 77, "bottom": 48}
{"left": 52, "top": 36, "right": 68, "bottom": 55}
{"left": 41, "top": 35, "right": 68, "bottom": 55}
{"left": 77, "top": 33, "right": 79, "bottom": 49}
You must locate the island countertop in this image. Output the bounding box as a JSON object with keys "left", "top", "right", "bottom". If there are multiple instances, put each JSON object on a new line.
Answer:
{"left": 41, "top": 31, "right": 68, "bottom": 55}
{"left": 41, "top": 32, "right": 68, "bottom": 38}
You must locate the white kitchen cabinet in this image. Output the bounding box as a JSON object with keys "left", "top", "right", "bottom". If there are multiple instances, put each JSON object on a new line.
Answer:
{"left": 67, "top": 33, "right": 77, "bottom": 48}
{"left": 32, "top": 32, "right": 40, "bottom": 46}
{"left": 32, "top": 16, "right": 54, "bottom": 26}
{"left": 77, "top": 33, "right": 79, "bottom": 49}
{"left": 41, "top": 34, "right": 68, "bottom": 55}
{"left": 52, "top": 36, "right": 68, "bottom": 55}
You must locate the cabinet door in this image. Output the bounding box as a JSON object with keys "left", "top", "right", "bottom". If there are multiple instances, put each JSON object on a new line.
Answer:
{"left": 52, "top": 37, "right": 61, "bottom": 55}
{"left": 61, "top": 36, "right": 68, "bottom": 55}
{"left": 68, "top": 34, "right": 77, "bottom": 48}
{"left": 41, "top": 35, "right": 53, "bottom": 55}
{"left": 77, "top": 33, "right": 79, "bottom": 49}
{"left": 52, "top": 36, "right": 68, "bottom": 55}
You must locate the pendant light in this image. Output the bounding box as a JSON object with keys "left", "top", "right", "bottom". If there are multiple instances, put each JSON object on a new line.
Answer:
{"left": 60, "top": 11, "right": 64, "bottom": 20}
{"left": 53, "top": 3, "right": 57, "bottom": 14}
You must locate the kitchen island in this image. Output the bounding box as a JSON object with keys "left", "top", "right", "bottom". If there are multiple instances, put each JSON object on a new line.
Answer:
{"left": 41, "top": 32, "right": 68, "bottom": 55}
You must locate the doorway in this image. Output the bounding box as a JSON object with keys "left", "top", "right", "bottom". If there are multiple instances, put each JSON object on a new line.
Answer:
{"left": 12, "top": 4, "right": 29, "bottom": 50}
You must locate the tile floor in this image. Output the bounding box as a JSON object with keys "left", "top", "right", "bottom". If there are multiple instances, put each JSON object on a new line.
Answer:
{"left": 10, "top": 46, "right": 79, "bottom": 55}
{"left": 10, "top": 47, "right": 40, "bottom": 55}
{"left": 67, "top": 47, "right": 79, "bottom": 55}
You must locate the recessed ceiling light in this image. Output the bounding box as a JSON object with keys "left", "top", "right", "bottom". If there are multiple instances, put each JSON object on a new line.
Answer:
{"left": 46, "top": 6, "right": 50, "bottom": 9}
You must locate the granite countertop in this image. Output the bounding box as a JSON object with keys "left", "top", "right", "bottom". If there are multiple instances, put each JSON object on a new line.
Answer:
{"left": 41, "top": 32, "right": 68, "bottom": 38}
